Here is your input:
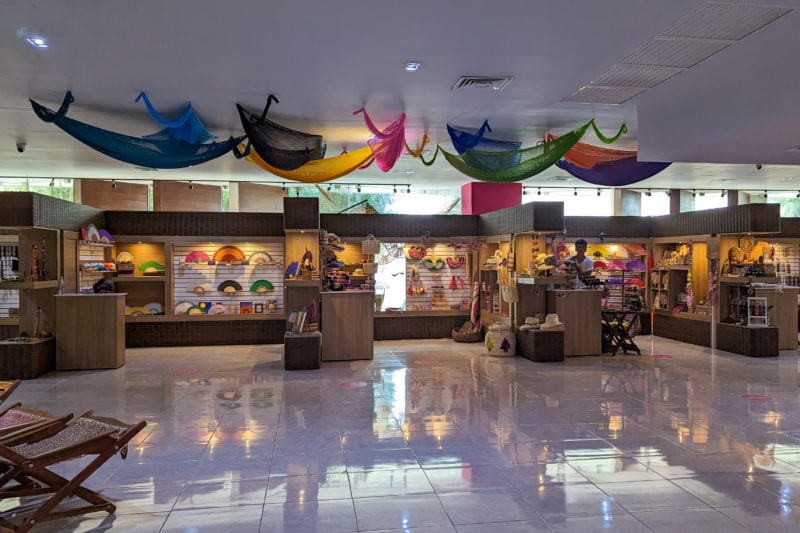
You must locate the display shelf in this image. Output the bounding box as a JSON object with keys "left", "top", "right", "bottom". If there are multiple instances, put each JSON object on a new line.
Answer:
{"left": 114, "top": 275, "right": 166, "bottom": 282}
{"left": 375, "top": 309, "right": 470, "bottom": 317}
{"left": 0, "top": 279, "right": 58, "bottom": 290}
{"left": 126, "top": 313, "right": 285, "bottom": 323}
{"left": 0, "top": 318, "right": 19, "bottom": 326}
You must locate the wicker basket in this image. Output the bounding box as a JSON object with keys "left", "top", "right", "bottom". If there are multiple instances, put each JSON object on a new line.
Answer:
{"left": 485, "top": 322, "right": 515, "bottom": 356}
{"left": 452, "top": 328, "right": 482, "bottom": 343}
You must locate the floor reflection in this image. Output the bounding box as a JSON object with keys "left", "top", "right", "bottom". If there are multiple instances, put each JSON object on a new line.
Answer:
{"left": 6, "top": 338, "right": 800, "bottom": 531}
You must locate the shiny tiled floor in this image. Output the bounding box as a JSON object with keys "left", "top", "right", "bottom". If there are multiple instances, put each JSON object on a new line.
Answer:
{"left": 6, "top": 335, "right": 800, "bottom": 531}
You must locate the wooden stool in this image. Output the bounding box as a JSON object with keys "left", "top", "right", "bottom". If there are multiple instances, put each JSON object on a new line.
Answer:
{"left": 515, "top": 329, "right": 564, "bottom": 362}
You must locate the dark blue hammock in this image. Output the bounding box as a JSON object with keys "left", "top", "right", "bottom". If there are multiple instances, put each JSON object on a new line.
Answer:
{"left": 556, "top": 156, "right": 671, "bottom": 186}
{"left": 30, "top": 92, "right": 245, "bottom": 169}
{"left": 448, "top": 120, "right": 522, "bottom": 170}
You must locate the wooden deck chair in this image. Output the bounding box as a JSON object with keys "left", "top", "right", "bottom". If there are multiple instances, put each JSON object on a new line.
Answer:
{"left": 0, "top": 411, "right": 146, "bottom": 532}
{"left": 0, "top": 403, "right": 74, "bottom": 446}
{"left": 0, "top": 381, "right": 21, "bottom": 405}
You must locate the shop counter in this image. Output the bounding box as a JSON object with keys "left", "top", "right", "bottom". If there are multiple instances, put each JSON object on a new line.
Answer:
{"left": 321, "top": 291, "right": 374, "bottom": 361}
{"left": 546, "top": 289, "right": 602, "bottom": 356}
{"left": 55, "top": 293, "right": 126, "bottom": 370}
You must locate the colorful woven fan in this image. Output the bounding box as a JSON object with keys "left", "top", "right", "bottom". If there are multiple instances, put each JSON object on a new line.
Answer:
{"left": 184, "top": 250, "right": 211, "bottom": 264}
{"left": 137, "top": 260, "right": 164, "bottom": 272}
{"left": 213, "top": 246, "right": 245, "bottom": 263}
{"left": 98, "top": 229, "right": 114, "bottom": 243}
{"left": 125, "top": 306, "right": 151, "bottom": 316}
{"left": 249, "top": 251, "right": 275, "bottom": 265}
{"left": 250, "top": 280, "right": 275, "bottom": 293}
{"left": 86, "top": 224, "right": 100, "bottom": 242}
{"left": 217, "top": 280, "right": 242, "bottom": 293}
{"left": 116, "top": 252, "right": 134, "bottom": 264}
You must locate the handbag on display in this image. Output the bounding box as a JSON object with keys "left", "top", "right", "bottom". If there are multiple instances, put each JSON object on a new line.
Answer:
{"left": 362, "top": 234, "right": 381, "bottom": 255}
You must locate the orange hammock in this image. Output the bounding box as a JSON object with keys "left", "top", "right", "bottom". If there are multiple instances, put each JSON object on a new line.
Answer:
{"left": 548, "top": 134, "right": 636, "bottom": 168}
{"left": 243, "top": 144, "right": 373, "bottom": 183}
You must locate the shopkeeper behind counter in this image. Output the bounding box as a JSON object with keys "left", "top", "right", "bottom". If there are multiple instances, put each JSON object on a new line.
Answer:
{"left": 564, "top": 239, "right": 594, "bottom": 275}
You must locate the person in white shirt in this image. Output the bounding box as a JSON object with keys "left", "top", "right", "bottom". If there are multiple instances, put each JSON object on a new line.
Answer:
{"left": 564, "top": 239, "right": 595, "bottom": 275}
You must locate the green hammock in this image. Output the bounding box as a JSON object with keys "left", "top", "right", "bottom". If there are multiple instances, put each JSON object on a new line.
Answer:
{"left": 421, "top": 119, "right": 626, "bottom": 182}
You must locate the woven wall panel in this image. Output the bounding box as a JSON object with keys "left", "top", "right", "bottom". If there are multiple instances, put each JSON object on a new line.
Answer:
{"left": 104, "top": 212, "right": 285, "bottom": 237}
{"left": 321, "top": 214, "right": 479, "bottom": 238}
{"left": 374, "top": 314, "right": 469, "bottom": 340}
{"left": 283, "top": 197, "right": 320, "bottom": 229}
{"left": 565, "top": 216, "right": 652, "bottom": 239}
{"left": 479, "top": 202, "right": 564, "bottom": 236}
{"left": 651, "top": 204, "right": 780, "bottom": 237}
{"left": 0, "top": 193, "right": 102, "bottom": 231}
{"left": 126, "top": 320, "right": 285, "bottom": 347}
{"left": 652, "top": 313, "right": 710, "bottom": 346}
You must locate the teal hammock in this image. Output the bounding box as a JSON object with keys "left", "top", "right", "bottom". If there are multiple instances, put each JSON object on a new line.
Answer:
{"left": 421, "top": 120, "right": 627, "bottom": 182}
{"left": 30, "top": 92, "right": 245, "bottom": 169}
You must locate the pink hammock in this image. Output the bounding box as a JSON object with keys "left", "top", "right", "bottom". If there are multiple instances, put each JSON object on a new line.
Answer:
{"left": 353, "top": 108, "right": 406, "bottom": 172}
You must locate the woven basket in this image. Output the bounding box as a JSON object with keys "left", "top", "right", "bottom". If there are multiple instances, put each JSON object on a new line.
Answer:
{"left": 362, "top": 262, "right": 377, "bottom": 274}
{"left": 485, "top": 323, "right": 515, "bottom": 356}
{"left": 452, "top": 328, "right": 482, "bottom": 343}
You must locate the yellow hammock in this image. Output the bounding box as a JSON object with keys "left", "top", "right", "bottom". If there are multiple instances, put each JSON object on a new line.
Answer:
{"left": 243, "top": 144, "right": 374, "bottom": 183}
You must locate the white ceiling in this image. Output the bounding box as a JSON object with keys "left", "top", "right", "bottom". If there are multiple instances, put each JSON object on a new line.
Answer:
{"left": 3, "top": 0, "right": 800, "bottom": 194}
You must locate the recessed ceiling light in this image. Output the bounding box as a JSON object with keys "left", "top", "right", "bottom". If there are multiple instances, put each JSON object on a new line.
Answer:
{"left": 404, "top": 170, "right": 414, "bottom": 174}
{"left": 782, "top": 177, "right": 794, "bottom": 181}
{"left": 404, "top": 61, "right": 421, "bottom": 72}
{"left": 710, "top": 178, "right": 732, "bottom": 183}
{"left": 26, "top": 37, "right": 48, "bottom": 48}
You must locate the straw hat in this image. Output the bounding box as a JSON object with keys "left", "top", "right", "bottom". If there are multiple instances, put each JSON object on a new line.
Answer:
{"left": 352, "top": 268, "right": 366, "bottom": 277}
{"left": 540, "top": 314, "right": 564, "bottom": 330}
{"left": 519, "top": 317, "right": 540, "bottom": 330}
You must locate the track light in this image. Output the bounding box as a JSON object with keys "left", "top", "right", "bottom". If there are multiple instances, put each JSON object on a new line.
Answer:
{"left": 281, "top": 183, "right": 285, "bottom": 191}
{"left": 721, "top": 190, "right": 726, "bottom": 198}
{"left": 406, "top": 185, "right": 411, "bottom": 193}
{"left": 189, "top": 181, "right": 193, "bottom": 190}
{"left": 537, "top": 187, "right": 541, "bottom": 196}
{"left": 764, "top": 190, "right": 768, "bottom": 199}
{"left": 393, "top": 184, "right": 397, "bottom": 193}
{"left": 597, "top": 189, "right": 601, "bottom": 197}
{"left": 49, "top": 178, "right": 54, "bottom": 187}
{"left": 522, "top": 188, "right": 527, "bottom": 195}
{"left": 357, "top": 184, "right": 361, "bottom": 193}
{"left": 795, "top": 191, "right": 800, "bottom": 199}
{"left": 327, "top": 184, "right": 332, "bottom": 191}
{"left": 646, "top": 189, "right": 651, "bottom": 197}
{"left": 692, "top": 189, "right": 696, "bottom": 198}
{"left": 111, "top": 179, "right": 116, "bottom": 189}
{"left": 573, "top": 188, "right": 577, "bottom": 196}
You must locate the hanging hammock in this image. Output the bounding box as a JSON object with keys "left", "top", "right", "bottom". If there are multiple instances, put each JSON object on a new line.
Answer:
{"left": 353, "top": 108, "right": 406, "bottom": 172}
{"left": 135, "top": 91, "right": 215, "bottom": 144}
{"left": 556, "top": 156, "right": 671, "bottom": 186}
{"left": 448, "top": 120, "right": 521, "bottom": 154}
{"left": 30, "top": 92, "right": 245, "bottom": 169}
{"left": 420, "top": 119, "right": 627, "bottom": 182}
{"left": 547, "top": 134, "right": 635, "bottom": 168}
{"left": 236, "top": 95, "right": 326, "bottom": 171}
{"left": 243, "top": 143, "right": 373, "bottom": 183}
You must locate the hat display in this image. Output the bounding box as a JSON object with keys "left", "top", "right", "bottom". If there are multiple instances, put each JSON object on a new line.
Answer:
{"left": 519, "top": 317, "right": 540, "bottom": 330}
{"left": 540, "top": 314, "right": 564, "bottom": 330}
{"left": 352, "top": 268, "right": 366, "bottom": 277}
{"left": 326, "top": 233, "right": 346, "bottom": 252}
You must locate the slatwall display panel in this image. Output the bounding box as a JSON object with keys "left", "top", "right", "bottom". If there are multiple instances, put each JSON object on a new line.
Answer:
{"left": 172, "top": 242, "right": 284, "bottom": 315}
{"left": 78, "top": 242, "right": 109, "bottom": 292}
{"left": 0, "top": 290, "right": 19, "bottom": 320}
{"left": 772, "top": 242, "right": 800, "bottom": 287}
{"left": 404, "top": 243, "right": 471, "bottom": 312}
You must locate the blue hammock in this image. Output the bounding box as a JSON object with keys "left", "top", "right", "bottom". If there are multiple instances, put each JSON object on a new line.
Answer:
{"left": 448, "top": 120, "right": 522, "bottom": 170}
{"left": 30, "top": 92, "right": 245, "bottom": 169}
{"left": 556, "top": 156, "right": 671, "bottom": 186}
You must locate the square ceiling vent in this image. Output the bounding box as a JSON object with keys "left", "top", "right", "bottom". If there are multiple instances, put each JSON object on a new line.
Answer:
{"left": 451, "top": 76, "right": 514, "bottom": 92}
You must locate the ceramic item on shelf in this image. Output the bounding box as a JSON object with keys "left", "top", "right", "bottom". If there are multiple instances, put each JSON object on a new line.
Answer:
{"left": 144, "top": 302, "right": 163, "bottom": 315}
{"left": 212, "top": 246, "right": 246, "bottom": 264}
{"left": 217, "top": 280, "right": 242, "bottom": 294}
{"left": 184, "top": 250, "right": 210, "bottom": 264}
{"left": 173, "top": 301, "right": 193, "bottom": 315}
{"left": 250, "top": 279, "right": 275, "bottom": 293}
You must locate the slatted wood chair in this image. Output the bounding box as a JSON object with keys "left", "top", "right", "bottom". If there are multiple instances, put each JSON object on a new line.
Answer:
{"left": 0, "top": 411, "right": 146, "bottom": 532}
{"left": 0, "top": 381, "right": 21, "bottom": 405}
{"left": 0, "top": 403, "right": 74, "bottom": 446}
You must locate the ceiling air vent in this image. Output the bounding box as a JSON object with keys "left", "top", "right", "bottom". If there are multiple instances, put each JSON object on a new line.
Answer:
{"left": 451, "top": 76, "right": 514, "bottom": 92}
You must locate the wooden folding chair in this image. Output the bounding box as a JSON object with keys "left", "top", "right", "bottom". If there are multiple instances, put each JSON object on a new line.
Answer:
{"left": 0, "top": 381, "right": 21, "bottom": 405}
{"left": 0, "top": 411, "right": 146, "bottom": 532}
{"left": 0, "top": 403, "right": 74, "bottom": 446}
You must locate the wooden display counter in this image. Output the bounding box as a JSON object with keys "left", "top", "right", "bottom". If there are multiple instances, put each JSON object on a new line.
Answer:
{"left": 0, "top": 337, "right": 55, "bottom": 379}
{"left": 55, "top": 293, "right": 125, "bottom": 370}
{"left": 321, "top": 291, "right": 374, "bottom": 361}
{"left": 546, "top": 289, "right": 602, "bottom": 356}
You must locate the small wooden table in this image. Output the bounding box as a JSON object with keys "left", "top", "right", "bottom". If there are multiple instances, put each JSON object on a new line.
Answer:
{"left": 601, "top": 310, "right": 641, "bottom": 355}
